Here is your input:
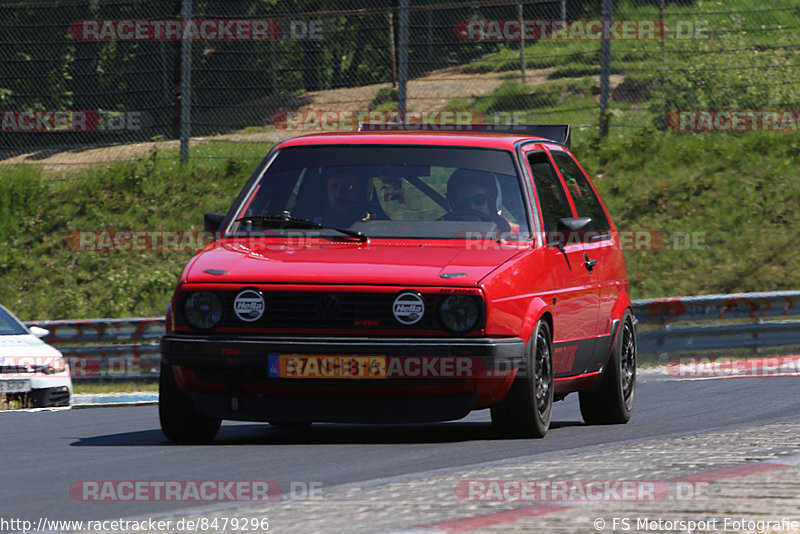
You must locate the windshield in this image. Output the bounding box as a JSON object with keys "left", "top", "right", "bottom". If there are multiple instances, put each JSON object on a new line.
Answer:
{"left": 228, "top": 145, "right": 530, "bottom": 239}
{"left": 0, "top": 306, "right": 29, "bottom": 336}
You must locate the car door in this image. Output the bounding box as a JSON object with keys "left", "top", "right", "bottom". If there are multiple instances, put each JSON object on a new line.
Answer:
{"left": 548, "top": 148, "right": 621, "bottom": 373}
{"left": 523, "top": 147, "right": 600, "bottom": 377}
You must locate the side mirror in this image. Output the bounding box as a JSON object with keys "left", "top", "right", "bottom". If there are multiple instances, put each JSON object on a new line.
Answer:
{"left": 550, "top": 217, "right": 595, "bottom": 247}
{"left": 204, "top": 212, "right": 226, "bottom": 232}
{"left": 557, "top": 216, "right": 593, "bottom": 232}
{"left": 29, "top": 326, "right": 49, "bottom": 339}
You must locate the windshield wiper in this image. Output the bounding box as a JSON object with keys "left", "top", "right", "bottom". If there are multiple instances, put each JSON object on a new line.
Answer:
{"left": 234, "top": 214, "right": 368, "bottom": 242}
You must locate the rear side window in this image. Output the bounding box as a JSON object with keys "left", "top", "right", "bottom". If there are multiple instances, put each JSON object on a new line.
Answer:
{"left": 550, "top": 151, "right": 609, "bottom": 233}
{"left": 528, "top": 151, "right": 572, "bottom": 233}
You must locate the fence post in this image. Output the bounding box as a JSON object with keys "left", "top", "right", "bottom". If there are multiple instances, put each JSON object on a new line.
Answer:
{"left": 270, "top": 39, "right": 278, "bottom": 96}
{"left": 598, "top": 0, "right": 612, "bottom": 138}
{"left": 179, "top": 0, "right": 192, "bottom": 166}
{"left": 427, "top": 10, "right": 433, "bottom": 68}
{"left": 397, "top": 0, "right": 409, "bottom": 113}
{"left": 389, "top": 12, "right": 397, "bottom": 87}
{"left": 518, "top": 3, "right": 526, "bottom": 84}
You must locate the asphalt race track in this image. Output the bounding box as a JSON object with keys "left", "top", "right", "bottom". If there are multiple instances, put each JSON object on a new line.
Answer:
{"left": 1, "top": 374, "right": 799, "bottom": 531}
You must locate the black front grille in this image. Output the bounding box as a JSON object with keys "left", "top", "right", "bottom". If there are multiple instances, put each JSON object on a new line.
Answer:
{"left": 0, "top": 365, "right": 33, "bottom": 374}
{"left": 220, "top": 291, "right": 439, "bottom": 330}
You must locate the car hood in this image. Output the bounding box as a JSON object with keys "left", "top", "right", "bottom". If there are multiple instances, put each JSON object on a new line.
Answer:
{"left": 185, "top": 239, "right": 528, "bottom": 287}
{"left": 0, "top": 334, "right": 62, "bottom": 359}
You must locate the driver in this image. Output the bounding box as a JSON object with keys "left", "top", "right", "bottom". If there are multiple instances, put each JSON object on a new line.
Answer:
{"left": 445, "top": 169, "right": 511, "bottom": 232}
{"left": 323, "top": 170, "right": 377, "bottom": 227}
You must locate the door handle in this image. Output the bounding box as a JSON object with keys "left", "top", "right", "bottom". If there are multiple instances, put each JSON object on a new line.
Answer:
{"left": 584, "top": 253, "right": 597, "bottom": 273}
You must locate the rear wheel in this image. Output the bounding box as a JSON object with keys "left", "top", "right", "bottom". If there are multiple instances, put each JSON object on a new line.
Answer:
{"left": 579, "top": 312, "right": 636, "bottom": 425}
{"left": 491, "top": 319, "right": 553, "bottom": 438}
{"left": 159, "top": 362, "right": 221, "bottom": 442}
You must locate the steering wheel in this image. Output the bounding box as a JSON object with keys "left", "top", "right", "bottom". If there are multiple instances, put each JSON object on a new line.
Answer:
{"left": 442, "top": 209, "right": 494, "bottom": 223}
{"left": 326, "top": 203, "right": 374, "bottom": 228}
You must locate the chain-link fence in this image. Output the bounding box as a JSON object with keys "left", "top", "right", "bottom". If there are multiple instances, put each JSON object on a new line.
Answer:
{"left": 1, "top": 0, "right": 799, "bottom": 169}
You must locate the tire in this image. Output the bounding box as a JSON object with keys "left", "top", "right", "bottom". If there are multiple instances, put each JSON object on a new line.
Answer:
{"left": 579, "top": 311, "right": 636, "bottom": 425}
{"left": 491, "top": 319, "right": 553, "bottom": 438}
{"left": 159, "top": 362, "right": 221, "bottom": 443}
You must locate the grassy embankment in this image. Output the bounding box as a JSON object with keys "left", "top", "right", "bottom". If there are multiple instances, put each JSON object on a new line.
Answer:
{"left": 2, "top": 129, "right": 799, "bottom": 323}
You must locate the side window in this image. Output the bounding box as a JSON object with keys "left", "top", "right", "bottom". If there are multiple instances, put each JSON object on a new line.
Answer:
{"left": 528, "top": 151, "right": 572, "bottom": 233}
{"left": 550, "top": 151, "right": 609, "bottom": 232}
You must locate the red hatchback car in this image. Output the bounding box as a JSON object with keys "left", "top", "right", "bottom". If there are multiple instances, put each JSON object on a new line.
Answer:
{"left": 159, "top": 125, "right": 636, "bottom": 441}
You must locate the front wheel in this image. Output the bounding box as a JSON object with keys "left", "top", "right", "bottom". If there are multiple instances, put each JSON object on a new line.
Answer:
{"left": 491, "top": 319, "right": 553, "bottom": 438}
{"left": 159, "top": 362, "right": 221, "bottom": 443}
{"left": 579, "top": 311, "right": 636, "bottom": 425}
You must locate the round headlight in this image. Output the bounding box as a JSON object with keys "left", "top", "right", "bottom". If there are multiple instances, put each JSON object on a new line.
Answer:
{"left": 183, "top": 292, "right": 223, "bottom": 330}
{"left": 438, "top": 295, "right": 481, "bottom": 333}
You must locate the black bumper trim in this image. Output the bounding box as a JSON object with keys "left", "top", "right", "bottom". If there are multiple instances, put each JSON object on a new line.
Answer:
{"left": 31, "top": 386, "right": 71, "bottom": 407}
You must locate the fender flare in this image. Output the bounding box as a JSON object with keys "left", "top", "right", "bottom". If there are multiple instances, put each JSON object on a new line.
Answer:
{"left": 520, "top": 296, "right": 552, "bottom": 348}
{"left": 600, "top": 290, "right": 636, "bottom": 374}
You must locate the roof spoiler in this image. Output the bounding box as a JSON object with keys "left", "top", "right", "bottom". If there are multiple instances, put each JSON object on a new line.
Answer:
{"left": 357, "top": 122, "right": 571, "bottom": 148}
{"left": 488, "top": 124, "right": 571, "bottom": 148}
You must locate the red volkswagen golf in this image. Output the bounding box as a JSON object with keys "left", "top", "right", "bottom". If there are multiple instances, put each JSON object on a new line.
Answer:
{"left": 159, "top": 125, "right": 636, "bottom": 441}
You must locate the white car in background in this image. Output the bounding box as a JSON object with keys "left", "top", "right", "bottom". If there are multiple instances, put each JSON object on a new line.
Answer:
{"left": 0, "top": 304, "right": 72, "bottom": 408}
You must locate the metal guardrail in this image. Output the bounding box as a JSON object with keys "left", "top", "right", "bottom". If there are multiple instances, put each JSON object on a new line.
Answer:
{"left": 21, "top": 290, "right": 800, "bottom": 379}
{"left": 633, "top": 291, "right": 800, "bottom": 360}
{"left": 24, "top": 317, "right": 163, "bottom": 381}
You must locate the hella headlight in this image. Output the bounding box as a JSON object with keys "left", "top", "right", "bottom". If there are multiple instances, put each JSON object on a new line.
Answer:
{"left": 438, "top": 295, "right": 481, "bottom": 333}
{"left": 183, "top": 292, "right": 223, "bottom": 330}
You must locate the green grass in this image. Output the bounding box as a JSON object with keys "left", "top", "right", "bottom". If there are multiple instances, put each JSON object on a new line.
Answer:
{"left": 0, "top": 395, "right": 30, "bottom": 410}
{"left": 0, "top": 140, "right": 270, "bottom": 321}
{"left": 455, "top": 0, "right": 800, "bottom": 131}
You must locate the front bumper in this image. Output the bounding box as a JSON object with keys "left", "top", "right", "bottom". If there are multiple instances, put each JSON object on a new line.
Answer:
{"left": 160, "top": 334, "right": 526, "bottom": 423}
{"left": 31, "top": 385, "right": 72, "bottom": 407}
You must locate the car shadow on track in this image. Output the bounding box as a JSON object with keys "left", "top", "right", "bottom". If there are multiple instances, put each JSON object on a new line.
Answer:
{"left": 70, "top": 419, "right": 586, "bottom": 447}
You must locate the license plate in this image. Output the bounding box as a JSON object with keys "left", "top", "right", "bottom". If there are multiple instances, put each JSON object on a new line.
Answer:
{"left": 268, "top": 354, "right": 386, "bottom": 379}
{"left": 0, "top": 379, "right": 32, "bottom": 394}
